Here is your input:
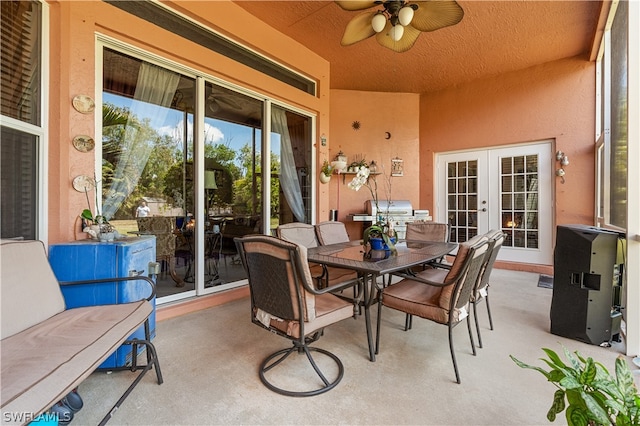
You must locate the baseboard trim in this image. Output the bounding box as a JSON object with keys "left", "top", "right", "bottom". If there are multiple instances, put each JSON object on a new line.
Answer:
{"left": 156, "top": 286, "right": 249, "bottom": 322}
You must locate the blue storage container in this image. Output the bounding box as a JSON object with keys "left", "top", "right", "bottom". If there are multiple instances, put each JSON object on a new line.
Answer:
{"left": 48, "top": 236, "right": 156, "bottom": 369}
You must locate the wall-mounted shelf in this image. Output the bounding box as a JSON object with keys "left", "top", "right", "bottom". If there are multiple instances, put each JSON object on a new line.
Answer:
{"left": 336, "top": 171, "right": 381, "bottom": 184}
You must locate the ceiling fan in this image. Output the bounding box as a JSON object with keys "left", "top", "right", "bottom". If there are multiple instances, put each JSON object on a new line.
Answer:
{"left": 336, "top": 0, "right": 464, "bottom": 53}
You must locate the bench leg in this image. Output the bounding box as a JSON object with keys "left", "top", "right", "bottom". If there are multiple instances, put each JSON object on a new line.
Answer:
{"left": 98, "top": 339, "right": 162, "bottom": 425}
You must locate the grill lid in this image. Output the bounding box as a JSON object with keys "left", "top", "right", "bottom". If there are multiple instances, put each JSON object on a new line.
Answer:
{"left": 365, "top": 200, "right": 413, "bottom": 216}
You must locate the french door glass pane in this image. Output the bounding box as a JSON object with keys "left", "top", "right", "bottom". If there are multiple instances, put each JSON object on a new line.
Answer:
{"left": 500, "top": 154, "right": 539, "bottom": 248}
{"left": 446, "top": 159, "right": 478, "bottom": 243}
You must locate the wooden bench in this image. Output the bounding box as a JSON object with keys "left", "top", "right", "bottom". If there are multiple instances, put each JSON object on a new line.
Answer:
{"left": 0, "top": 239, "right": 163, "bottom": 425}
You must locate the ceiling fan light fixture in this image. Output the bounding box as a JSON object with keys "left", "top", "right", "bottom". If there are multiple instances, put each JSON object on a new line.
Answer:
{"left": 398, "top": 6, "right": 414, "bottom": 26}
{"left": 371, "top": 12, "right": 386, "bottom": 33}
{"left": 390, "top": 24, "right": 404, "bottom": 41}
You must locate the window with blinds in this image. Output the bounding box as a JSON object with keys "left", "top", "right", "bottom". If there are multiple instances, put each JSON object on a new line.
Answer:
{"left": 1, "top": 0, "right": 42, "bottom": 239}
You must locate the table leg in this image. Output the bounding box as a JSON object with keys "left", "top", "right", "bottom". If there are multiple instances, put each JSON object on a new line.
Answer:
{"left": 362, "top": 272, "right": 378, "bottom": 362}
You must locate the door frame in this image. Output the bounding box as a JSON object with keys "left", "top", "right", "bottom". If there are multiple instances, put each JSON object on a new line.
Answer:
{"left": 435, "top": 140, "right": 554, "bottom": 265}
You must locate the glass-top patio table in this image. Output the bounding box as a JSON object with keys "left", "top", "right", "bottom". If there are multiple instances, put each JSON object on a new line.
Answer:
{"left": 307, "top": 239, "right": 457, "bottom": 362}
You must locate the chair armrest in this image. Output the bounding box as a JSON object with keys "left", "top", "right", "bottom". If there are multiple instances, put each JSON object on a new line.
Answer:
{"left": 59, "top": 276, "right": 156, "bottom": 302}
{"left": 390, "top": 271, "right": 456, "bottom": 288}
{"left": 303, "top": 275, "right": 362, "bottom": 296}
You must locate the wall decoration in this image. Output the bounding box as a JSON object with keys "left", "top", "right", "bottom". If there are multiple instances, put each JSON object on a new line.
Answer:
{"left": 72, "top": 94, "right": 95, "bottom": 114}
{"left": 391, "top": 157, "right": 404, "bottom": 176}
{"left": 72, "top": 135, "right": 95, "bottom": 152}
{"left": 72, "top": 175, "right": 95, "bottom": 192}
{"left": 351, "top": 120, "right": 361, "bottom": 130}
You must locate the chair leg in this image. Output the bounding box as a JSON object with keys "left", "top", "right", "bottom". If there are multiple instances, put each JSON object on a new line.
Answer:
{"left": 404, "top": 314, "right": 412, "bottom": 331}
{"left": 448, "top": 324, "right": 461, "bottom": 384}
{"left": 466, "top": 315, "right": 477, "bottom": 356}
{"left": 259, "top": 342, "right": 344, "bottom": 397}
{"left": 473, "top": 301, "right": 483, "bottom": 349}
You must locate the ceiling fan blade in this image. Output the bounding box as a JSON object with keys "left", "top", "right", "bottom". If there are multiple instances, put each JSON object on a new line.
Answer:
{"left": 341, "top": 11, "right": 377, "bottom": 46}
{"left": 411, "top": 0, "right": 464, "bottom": 32}
{"left": 213, "top": 96, "right": 242, "bottom": 110}
{"left": 375, "top": 23, "right": 421, "bottom": 53}
{"left": 335, "top": 1, "right": 378, "bottom": 11}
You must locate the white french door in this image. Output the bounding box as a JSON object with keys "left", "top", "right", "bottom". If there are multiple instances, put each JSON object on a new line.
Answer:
{"left": 436, "top": 141, "right": 553, "bottom": 264}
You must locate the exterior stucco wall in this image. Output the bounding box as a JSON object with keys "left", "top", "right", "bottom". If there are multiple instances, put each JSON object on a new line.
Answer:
{"left": 328, "top": 90, "right": 420, "bottom": 239}
{"left": 420, "top": 57, "right": 596, "bottom": 228}
{"left": 47, "top": 0, "right": 330, "bottom": 243}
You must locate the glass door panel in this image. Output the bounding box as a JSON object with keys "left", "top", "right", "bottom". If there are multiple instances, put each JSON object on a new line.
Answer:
{"left": 270, "top": 106, "right": 312, "bottom": 233}
{"left": 202, "top": 81, "right": 263, "bottom": 286}
{"left": 102, "top": 47, "right": 195, "bottom": 298}
{"left": 437, "top": 141, "right": 552, "bottom": 264}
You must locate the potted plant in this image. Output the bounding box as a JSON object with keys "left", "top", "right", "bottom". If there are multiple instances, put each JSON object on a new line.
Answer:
{"left": 319, "top": 160, "right": 332, "bottom": 184}
{"left": 510, "top": 345, "right": 640, "bottom": 426}
{"left": 347, "top": 164, "right": 397, "bottom": 253}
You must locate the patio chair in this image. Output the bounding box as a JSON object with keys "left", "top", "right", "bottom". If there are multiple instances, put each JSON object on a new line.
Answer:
{"left": 234, "top": 235, "right": 357, "bottom": 396}
{"left": 405, "top": 221, "right": 450, "bottom": 267}
{"left": 315, "top": 221, "right": 350, "bottom": 245}
{"left": 276, "top": 223, "right": 358, "bottom": 289}
{"left": 376, "top": 238, "right": 489, "bottom": 384}
{"left": 137, "top": 217, "right": 185, "bottom": 287}
{"left": 471, "top": 229, "right": 505, "bottom": 348}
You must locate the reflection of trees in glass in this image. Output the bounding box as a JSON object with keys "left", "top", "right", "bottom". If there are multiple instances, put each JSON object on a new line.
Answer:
{"left": 102, "top": 102, "right": 183, "bottom": 219}
{"left": 233, "top": 144, "right": 279, "bottom": 216}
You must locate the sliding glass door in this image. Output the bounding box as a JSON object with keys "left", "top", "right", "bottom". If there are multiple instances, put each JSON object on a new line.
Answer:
{"left": 100, "top": 42, "right": 313, "bottom": 303}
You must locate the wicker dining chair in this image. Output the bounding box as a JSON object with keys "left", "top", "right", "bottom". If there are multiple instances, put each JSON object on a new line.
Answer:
{"left": 471, "top": 229, "right": 505, "bottom": 348}
{"left": 234, "top": 235, "right": 357, "bottom": 396}
{"left": 276, "top": 223, "right": 358, "bottom": 289}
{"left": 376, "top": 238, "right": 489, "bottom": 384}
{"left": 314, "top": 221, "right": 350, "bottom": 245}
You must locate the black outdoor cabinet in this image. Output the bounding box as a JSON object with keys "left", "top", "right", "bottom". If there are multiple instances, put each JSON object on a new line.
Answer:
{"left": 550, "top": 224, "right": 625, "bottom": 345}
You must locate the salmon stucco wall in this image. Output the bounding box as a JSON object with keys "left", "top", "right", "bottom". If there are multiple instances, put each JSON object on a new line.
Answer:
{"left": 419, "top": 57, "right": 596, "bottom": 230}
{"left": 47, "top": 0, "right": 329, "bottom": 243}
{"left": 329, "top": 90, "right": 420, "bottom": 239}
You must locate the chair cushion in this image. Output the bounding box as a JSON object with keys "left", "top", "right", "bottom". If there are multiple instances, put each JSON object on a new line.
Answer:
{"left": 382, "top": 278, "right": 448, "bottom": 324}
{"left": 266, "top": 293, "right": 353, "bottom": 339}
{"left": 315, "top": 222, "right": 350, "bottom": 245}
{"left": 405, "top": 222, "right": 448, "bottom": 242}
{"left": 276, "top": 223, "right": 319, "bottom": 248}
{"left": 1, "top": 301, "right": 152, "bottom": 417}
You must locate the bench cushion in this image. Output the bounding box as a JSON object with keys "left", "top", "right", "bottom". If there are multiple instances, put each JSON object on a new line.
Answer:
{"left": 1, "top": 301, "right": 152, "bottom": 419}
{"left": 1, "top": 240, "right": 66, "bottom": 339}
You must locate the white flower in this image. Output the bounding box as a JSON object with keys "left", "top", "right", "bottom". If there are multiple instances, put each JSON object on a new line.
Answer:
{"left": 347, "top": 165, "right": 371, "bottom": 191}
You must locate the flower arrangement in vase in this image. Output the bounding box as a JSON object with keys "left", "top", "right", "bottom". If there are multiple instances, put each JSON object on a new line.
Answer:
{"left": 347, "top": 164, "right": 397, "bottom": 253}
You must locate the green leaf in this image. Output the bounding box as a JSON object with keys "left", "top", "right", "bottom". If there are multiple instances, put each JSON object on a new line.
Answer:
{"left": 615, "top": 356, "right": 637, "bottom": 398}
{"left": 509, "top": 355, "right": 552, "bottom": 380}
{"left": 547, "top": 389, "right": 566, "bottom": 421}
{"left": 566, "top": 405, "right": 589, "bottom": 426}
{"left": 560, "top": 374, "right": 582, "bottom": 390}
{"left": 542, "top": 347, "right": 567, "bottom": 369}
{"left": 580, "top": 358, "right": 597, "bottom": 385}
{"left": 81, "top": 209, "right": 93, "bottom": 221}
{"left": 580, "top": 390, "right": 612, "bottom": 425}
{"left": 563, "top": 347, "right": 582, "bottom": 371}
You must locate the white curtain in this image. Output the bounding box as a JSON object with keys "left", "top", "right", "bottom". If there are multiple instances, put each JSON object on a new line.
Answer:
{"left": 103, "top": 63, "right": 180, "bottom": 219}
{"left": 272, "top": 107, "right": 305, "bottom": 222}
